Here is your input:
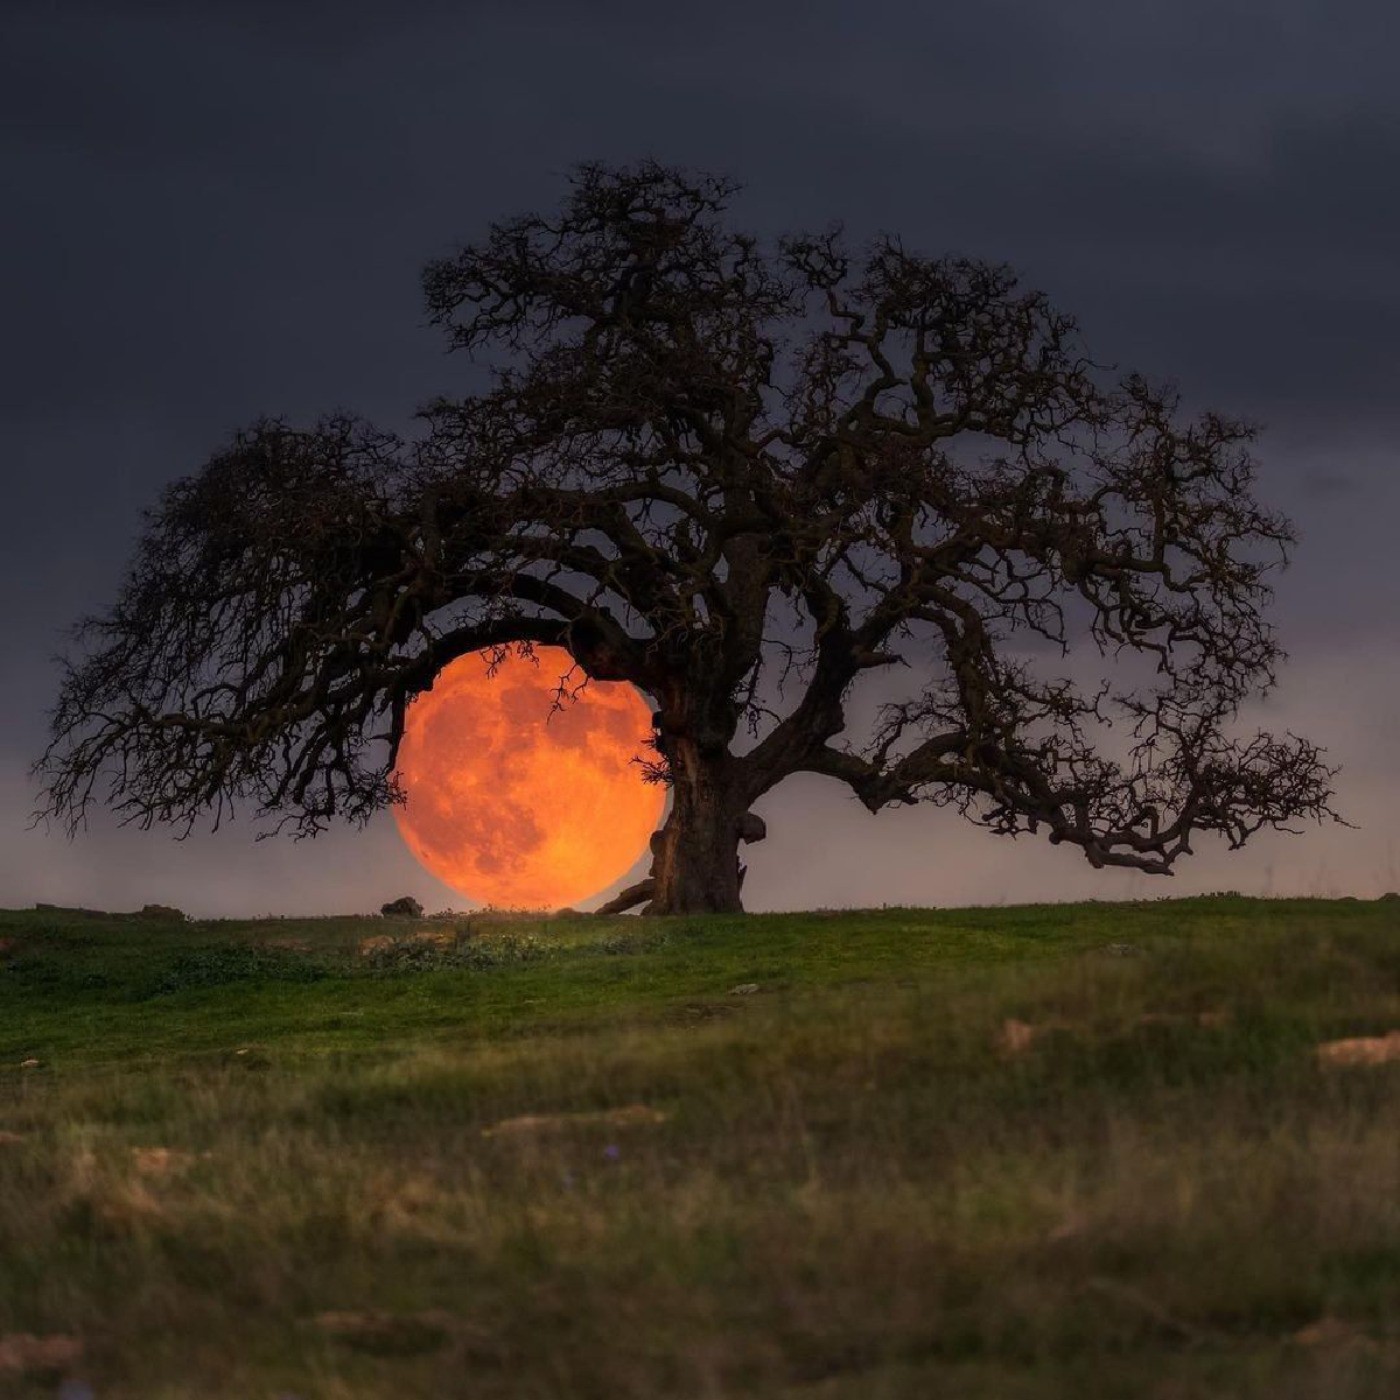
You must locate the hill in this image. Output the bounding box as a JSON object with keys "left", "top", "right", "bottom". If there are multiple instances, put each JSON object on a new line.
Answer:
{"left": 2, "top": 897, "right": 1399, "bottom": 1397}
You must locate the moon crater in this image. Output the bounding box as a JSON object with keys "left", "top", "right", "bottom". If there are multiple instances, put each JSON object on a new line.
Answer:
{"left": 392, "top": 647, "right": 666, "bottom": 908}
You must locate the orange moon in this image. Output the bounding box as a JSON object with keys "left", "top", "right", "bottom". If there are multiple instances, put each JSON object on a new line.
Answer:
{"left": 391, "top": 646, "right": 666, "bottom": 909}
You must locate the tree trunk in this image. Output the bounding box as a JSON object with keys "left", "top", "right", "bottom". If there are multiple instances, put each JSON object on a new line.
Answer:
{"left": 644, "top": 778, "right": 746, "bottom": 915}
{"left": 638, "top": 722, "right": 762, "bottom": 915}
{"left": 636, "top": 667, "right": 774, "bottom": 916}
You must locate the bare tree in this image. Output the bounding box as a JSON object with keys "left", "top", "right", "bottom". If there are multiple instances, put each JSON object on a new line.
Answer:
{"left": 37, "top": 161, "right": 1338, "bottom": 914}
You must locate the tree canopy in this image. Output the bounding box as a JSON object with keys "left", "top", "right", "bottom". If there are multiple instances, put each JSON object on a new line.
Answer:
{"left": 38, "top": 161, "right": 1337, "bottom": 913}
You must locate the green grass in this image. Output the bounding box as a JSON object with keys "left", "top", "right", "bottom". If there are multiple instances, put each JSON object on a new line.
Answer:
{"left": 2, "top": 896, "right": 1400, "bottom": 1398}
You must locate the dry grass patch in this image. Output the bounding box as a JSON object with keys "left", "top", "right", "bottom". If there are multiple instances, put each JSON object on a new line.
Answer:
{"left": 1316, "top": 1031, "right": 1400, "bottom": 1067}
{"left": 481, "top": 1103, "right": 669, "bottom": 1138}
{"left": 0, "top": 1332, "right": 83, "bottom": 1377}
{"left": 3, "top": 898, "right": 1400, "bottom": 1397}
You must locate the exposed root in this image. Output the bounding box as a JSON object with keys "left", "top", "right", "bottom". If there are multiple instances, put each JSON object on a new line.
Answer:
{"left": 594, "top": 878, "right": 655, "bottom": 917}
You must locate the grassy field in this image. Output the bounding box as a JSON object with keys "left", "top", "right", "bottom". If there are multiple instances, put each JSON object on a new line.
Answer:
{"left": 2, "top": 896, "right": 1400, "bottom": 1398}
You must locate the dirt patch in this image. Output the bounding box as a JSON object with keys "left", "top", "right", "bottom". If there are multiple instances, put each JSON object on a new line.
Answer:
{"left": 414, "top": 928, "right": 458, "bottom": 950}
{"left": 1293, "top": 1316, "right": 1376, "bottom": 1350}
{"left": 482, "top": 1104, "right": 668, "bottom": 1138}
{"left": 131, "top": 1146, "right": 204, "bottom": 1178}
{"left": 0, "top": 1333, "right": 83, "bottom": 1375}
{"left": 993, "top": 1016, "right": 1080, "bottom": 1056}
{"left": 673, "top": 1001, "right": 736, "bottom": 1023}
{"left": 358, "top": 928, "right": 459, "bottom": 957}
{"left": 997, "top": 1010, "right": 1230, "bottom": 1058}
{"left": 1316, "top": 1031, "right": 1400, "bottom": 1067}
{"left": 996, "top": 1018, "right": 1040, "bottom": 1057}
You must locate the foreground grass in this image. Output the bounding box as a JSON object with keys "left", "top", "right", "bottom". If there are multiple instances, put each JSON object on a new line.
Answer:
{"left": 2, "top": 896, "right": 1399, "bottom": 1398}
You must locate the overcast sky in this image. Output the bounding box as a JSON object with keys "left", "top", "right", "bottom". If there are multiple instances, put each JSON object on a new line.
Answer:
{"left": 4, "top": 0, "right": 1397, "bottom": 915}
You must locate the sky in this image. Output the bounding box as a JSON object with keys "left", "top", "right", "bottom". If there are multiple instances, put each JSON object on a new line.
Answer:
{"left": 3, "top": 0, "right": 1397, "bottom": 916}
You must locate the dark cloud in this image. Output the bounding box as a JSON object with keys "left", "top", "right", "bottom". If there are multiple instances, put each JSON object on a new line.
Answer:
{"left": 4, "top": 0, "right": 1396, "bottom": 911}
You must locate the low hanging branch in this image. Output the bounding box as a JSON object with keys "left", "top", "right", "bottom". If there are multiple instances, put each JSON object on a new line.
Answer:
{"left": 37, "top": 160, "right": 1338, "bottom": 913}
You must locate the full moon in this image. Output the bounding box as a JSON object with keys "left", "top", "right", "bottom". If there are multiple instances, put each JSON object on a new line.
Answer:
{"left": 391, "top": 647, "right": 666, "bottom": 909}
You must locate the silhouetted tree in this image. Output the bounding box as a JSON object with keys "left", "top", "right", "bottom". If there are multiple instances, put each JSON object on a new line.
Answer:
{"left": 38, "top": 162, "right": 1337, "bottom": 913}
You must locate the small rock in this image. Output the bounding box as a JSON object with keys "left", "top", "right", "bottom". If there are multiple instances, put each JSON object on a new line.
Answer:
{"left": 380, "top": 896, "right": 424, "bottom": 918}
{"left": 19, "top": 1059, "right": 40, "bottom": 1070}
{"left": 0, "top": 1333, "right": 84, "bottom": 1375}
{"left": 140, "top": 903, "right": 186, "bottom": 920}
{"left": 727, "top": 983, "right": 760, "bottom": 996}
{"left": 1102, "top": 942, "right": 1146, "bottom": 957}
{"left": 996, "top": 1018, "right": 1038, "bottom": 1057}
{"left": 1316, "top": 1031, "right": 1400, "bottom": 1067}
{"left": 0, "top": 1131, "right": 25, "bottom": 1147}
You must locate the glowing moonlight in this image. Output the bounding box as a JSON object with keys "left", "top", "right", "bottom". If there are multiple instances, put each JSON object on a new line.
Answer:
{"left": 392, "top": 647, "right": 666, "bottom": 909}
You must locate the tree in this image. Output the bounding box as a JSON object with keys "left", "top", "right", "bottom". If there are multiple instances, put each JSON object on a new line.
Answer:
{"left": 38, "top": 161, "right": 1337, "bottom": 914}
